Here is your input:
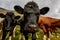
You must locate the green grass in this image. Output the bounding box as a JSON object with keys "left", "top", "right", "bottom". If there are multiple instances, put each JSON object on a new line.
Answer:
{"left": 7, "top": 25, "right": 60, "bottom": 40}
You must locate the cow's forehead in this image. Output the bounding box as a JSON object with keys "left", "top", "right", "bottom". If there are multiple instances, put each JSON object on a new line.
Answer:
{"left": 6, "top": 12, "right": 14, "bottom": 16}
{"left": 25, "top": 1, "right": 38, "bottom": 7}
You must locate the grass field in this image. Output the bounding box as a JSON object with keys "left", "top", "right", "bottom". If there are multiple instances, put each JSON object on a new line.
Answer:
{"left": 9, "top": 25, "right": 60, "bottom": 40}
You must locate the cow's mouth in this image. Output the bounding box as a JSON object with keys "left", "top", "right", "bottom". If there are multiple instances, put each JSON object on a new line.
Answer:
{"left": 24, "top": 25, "right": 38, "bottom": 32}
{"left": 5, "top": 27, "right": 11, "bottom": 31}
{"left": 28, "top": 27, "right": 38, "bottom": 32}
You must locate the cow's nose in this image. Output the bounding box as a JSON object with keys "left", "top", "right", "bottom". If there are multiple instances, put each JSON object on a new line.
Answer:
{"left": 29, "top": 24, "right": 37, "bottom": 27}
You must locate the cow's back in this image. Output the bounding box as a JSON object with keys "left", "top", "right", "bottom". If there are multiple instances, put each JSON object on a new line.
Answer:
{"left": 38, "top": 16, "right": 60, "bottom": 26}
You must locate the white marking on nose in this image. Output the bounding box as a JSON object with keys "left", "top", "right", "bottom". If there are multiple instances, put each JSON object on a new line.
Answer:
{"left": 29, "top": 24, "right": 36, "bottom": 27}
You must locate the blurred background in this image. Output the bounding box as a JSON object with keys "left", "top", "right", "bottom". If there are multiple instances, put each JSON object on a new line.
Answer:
{"left": 0, "top": 0, "right": 60, "bottom": 18}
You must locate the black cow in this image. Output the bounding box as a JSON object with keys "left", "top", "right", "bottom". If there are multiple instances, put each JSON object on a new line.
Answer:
{"left": 0, "top": 12, "right": 20, "bottom": 40}
{"left": 14, "top": 1, "right": 49, "bottom": 40}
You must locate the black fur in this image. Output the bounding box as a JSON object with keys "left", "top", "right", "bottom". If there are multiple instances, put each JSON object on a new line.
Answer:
{"left": 0, "top": 12, "right": 20, "bottom": 40}
{"left": 14, "top": 1, "right": 49, "bottom": 40}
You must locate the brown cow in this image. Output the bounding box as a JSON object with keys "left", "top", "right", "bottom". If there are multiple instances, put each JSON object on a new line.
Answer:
{"left": 38, "top": 16, "right": 60, "bottom": 40}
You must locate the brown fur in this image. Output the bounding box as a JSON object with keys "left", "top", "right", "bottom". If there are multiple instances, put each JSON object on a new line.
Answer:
{"left": 38, "top": 16, "right": 60, "bottom": 38}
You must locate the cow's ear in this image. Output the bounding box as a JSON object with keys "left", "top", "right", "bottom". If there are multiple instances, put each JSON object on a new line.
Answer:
{"left": 40, "top": 7, "right": 49, "bottom": 15}
{"left": 14, "top": 5, "right": 24, "bottom": 14}
{"left": 15, "top": 16, "right": 20, "bottom": 19}
{"left": 0, "top": 14, "right": 5, "bottom": 18}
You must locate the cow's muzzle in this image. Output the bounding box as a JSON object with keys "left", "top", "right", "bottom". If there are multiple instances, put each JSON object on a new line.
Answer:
{"left": 5, "top": 27, "right": 12, "bottom": 31}
{"left": 24, "top": 24, "right": 38, "bottom": 33}
{"left": 29, "top": 24, "right": 37, "bottom": 28}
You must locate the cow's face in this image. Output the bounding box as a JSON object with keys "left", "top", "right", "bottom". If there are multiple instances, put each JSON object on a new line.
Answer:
{"left": 14, "top": 1, "right": 49, "bottom": 32}
{"left": 0, "top": 12, "right": 20, "bottom": 31}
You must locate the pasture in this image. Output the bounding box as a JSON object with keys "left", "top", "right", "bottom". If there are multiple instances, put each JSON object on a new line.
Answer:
{"left": 8, "top": 25, "right": 60, "bottom": 40}
{"left": 0, "top": 8, "right": 60, "bottom": 40}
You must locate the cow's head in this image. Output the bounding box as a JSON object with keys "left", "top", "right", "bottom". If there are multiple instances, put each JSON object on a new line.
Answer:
{"left": 0, "top": 12, "right": 20, "bottom": 31}
{"left": 14, "top": 1, "right": 49, "bottom": 32}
